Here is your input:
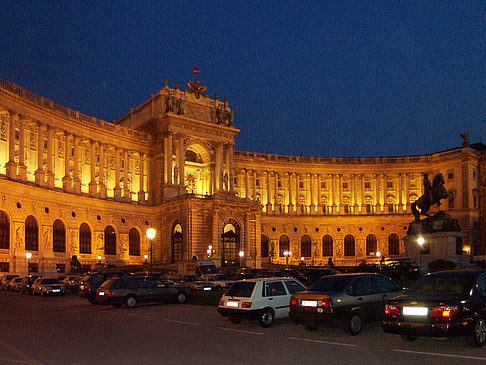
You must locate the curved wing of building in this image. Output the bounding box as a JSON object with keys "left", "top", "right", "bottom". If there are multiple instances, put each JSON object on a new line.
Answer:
{"left": 0, "top": 79, "right": 483, "bottom": 275}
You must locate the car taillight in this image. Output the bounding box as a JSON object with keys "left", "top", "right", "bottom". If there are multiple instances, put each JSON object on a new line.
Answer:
{"left": 218, "top": 300, "right": 224, "bottom": 306}
{"left": 290, "top": 298, "right": 297, "bottom": 307}
{"left": 431, "top": 306, "right": 458, "bottom": 318}
{"left": 318, "top": 298, "right": 331, "bottom": 308}
{"left": 385, "top": 304, "right": 400, "bottom": 315}
{"left": 242, "top": 302, "right": 252, "bottom": 308}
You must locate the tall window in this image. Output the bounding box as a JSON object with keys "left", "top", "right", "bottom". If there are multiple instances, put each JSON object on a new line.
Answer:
{"left": 261, "top": 235, "right": 269, "bottom": 258}
{"left": 279, "top": 235, "right": 290, "bottom": 257}
{"left": 366, "top": 234, "right": 377, "bottom": 256}
{"left": 79, "top": 223, "right": 91, "bottom": 254}
{"left": 129, "top": 228, "right": 140, "bottom": 256}
{"left": 344, "top": 234, "right": 355, "bottom": 256}
{"left": 0, "top": 211, "right": 9, "bottom": 249}
{"left": 221, "top": 221, "right": 240, "bottom": 266}
{"left": 301, "top": 235, "right": 311, "bottom": 257}
{"left": 104, "top": 225, "right": 116, "bottom": 255}
{"left": 25, "top": 215, "right": 39, "bottom": 251}
{"left": 388, "top": 233, "right": 400, "bottom": 255}
{"left": 171, "top": 223, "right": 183, "bottom": 263}
{"left": 53, "top": 219, "right": 66, "bottom": 253}
{"left": 322, "top": 235, "right": 333, "bottom": 256}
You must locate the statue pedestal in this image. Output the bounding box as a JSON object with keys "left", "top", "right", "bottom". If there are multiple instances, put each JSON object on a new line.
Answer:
{"left": 404, "top": 212, "right": 467, "bottom": 268}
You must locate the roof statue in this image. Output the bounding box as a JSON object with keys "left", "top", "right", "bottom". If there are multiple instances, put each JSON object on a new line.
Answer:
{"left": 459, "top": 131, "right": 471, "bottom": 147}
{"left": 187, "top": 79, "right": 208, "bottom": 99}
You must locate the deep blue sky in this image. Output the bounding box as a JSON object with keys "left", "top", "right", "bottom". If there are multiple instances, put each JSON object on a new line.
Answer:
{"left": 1, "top": 1, "right": 485, "bottom": 157}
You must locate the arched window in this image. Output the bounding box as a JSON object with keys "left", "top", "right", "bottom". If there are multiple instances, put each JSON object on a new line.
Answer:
{"left": 79, "top": 223, "right": 91, "bottom": 254}
{"left": 25, "top": 215, "right": 38, "bottom": 251}
{"left": 279, "top": 235, "right": 290, "bottom": 257}
{"left": 0, "top": 211, "right": 9, "bottom": 249}
{"left": 344, "top": 234, "right": 355, "bottom": 257}
{"left": 104, "top": 225, "right": 116, "bottom": 255}
{"left": 366, "top": 234, "right": 377, "bottom": 256}
{"left": 171, "top": 223, "right": 183, "bottom": 263}
{"left": 322, "top": 235, "right": 333, "bottom": 256}
{"left": 221, "top": 220, "right": 240, "bottom": 266}
{"left": 388, "top": 233, "right": 400, "bottom": 255}
{"left": 301, "top": 235, "right": 312, "bottom": 257}
{"left": 53, "top": 220, "right": 66, "bottom": 253}
{"left": 129, "top": 228, "right": 140, "bottom": 256}
{"left": 261, "top": 235, "right": 269, "bottom": 258}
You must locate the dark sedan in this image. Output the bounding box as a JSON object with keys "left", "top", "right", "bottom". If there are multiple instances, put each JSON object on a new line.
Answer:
{"left": 382, "top": 269, "right": 486, "bottom": 347}
{"left": 96, "top": 276, "right": 190, "bottom": 308}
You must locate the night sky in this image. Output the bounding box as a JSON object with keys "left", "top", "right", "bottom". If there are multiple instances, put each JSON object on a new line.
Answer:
{"left": 1, "top": 1, "right": 485, "bottom": 158}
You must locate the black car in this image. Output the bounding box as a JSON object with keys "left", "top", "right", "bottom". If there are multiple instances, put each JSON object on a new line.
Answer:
{"left": 79, "top": 271, "right": 133, "bottom": 304}
{"left": 96, "top": 276, "right": 190, "bottom": 308}
{"left": 382, "top": 270, "right": 486, "bottom": 347}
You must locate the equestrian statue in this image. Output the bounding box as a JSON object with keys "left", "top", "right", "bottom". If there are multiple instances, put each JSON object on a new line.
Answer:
{"left": 411, "top": 173, "right": 449, "bottom": 221}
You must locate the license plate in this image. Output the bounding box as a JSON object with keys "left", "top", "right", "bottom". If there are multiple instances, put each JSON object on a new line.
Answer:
{"left": 226, "top": 301, "right": 238, "bottom": 308}
{"left": 203, "top": 287, "right": 211, "bottom": 291}
{"left": 301, "top": 300, "right": 318, "bottom": 307}
{"left": 98, "top": 292, "right": 105, "bottom": 296}
{"left": 403, "top": 307, "right": 428, "bottom": 316}
{"left": 52, "top": 289, "right": 60, "bottom": 292}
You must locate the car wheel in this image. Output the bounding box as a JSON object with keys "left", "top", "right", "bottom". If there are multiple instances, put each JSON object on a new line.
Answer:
{"left": 259, "top": 309, "right": 274, "bottom": 328}
{"left": 346, "top": 312, "right": 363, "bottom": 335}
{"left": 400, "top": 334, "right": 419, "bottom": 342}
{"left": 176, "top": 292, "right": 187, "bottom": 304}
{"left": 466, "top": 317, "right": 486, "bottom": 347}
{"left": 126, "top": 295, "right": 137, "bottom": 308}
{"left": 230, "top": 317, "right": 242, "bottom": 324}
{"left": 306, "top": 325, "right": 318, "bottom": 331}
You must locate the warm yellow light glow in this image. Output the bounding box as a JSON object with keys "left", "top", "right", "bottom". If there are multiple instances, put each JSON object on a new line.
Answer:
{"left": 464, "top": 246, "right": 471, "bottom": 253}
{"left": 146, "top": 228, "right": 156, "bottom": 240}
{"left": 97, "top": 255, "right": 101, "bottom": 261}
{"left": 239, "top": 251, "right": 245, "bottom": 258}
{"left": 25, "top": 252, "right": 32, "bottom": 260}
{"left": 376, "top": 251, "right": 381, "bottom": 257}
{"left": 301, "top": 257, "right": 304, "bottom": 262}
{"left": 417, "top": 236, "right": 425, "bottom": 246}
{"left": 144, "top": 254, "right": 148, "bottom": 260}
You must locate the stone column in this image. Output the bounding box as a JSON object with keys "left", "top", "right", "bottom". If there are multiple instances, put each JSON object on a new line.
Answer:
{"left": 167, "top": 134, "right": 173, "bottom": 185}
{"left": 72, "top": 135, "right": 81, "bottom": 193}
{"left": 245, "top": 169, "right": 250, "bottom": 199}
{"left": 6, "top": 111, "right": 17, "bottom": 178}
{"left": 265, "top": 171, "right": 272, "bottom": 212}
{"left": 252, "top": 170, "right": 257, "bottom": 201}
{"left": 114, "top": 147, "right": 121, "bottom": 199}
{"left": 288, "top": 172, "right": 294, "bottom": 213}
{"left": 18, "top": 115, "right": 27, "bottom": 180}
{"left": 331, "top": 174, "right": 337, "bottom": 214}
{"left": 337, "top": 174, "right": 342, "bottom": 213}
{"left": 138, "top": 152, "right": 145, "bottom": 202}
{"left": 360, "top": 174, "right": 365, "bottom": 213}
{"left": 274, "top": 172, "right": 280, "bottom": 213}
{"left": 99, "top": 143, "right": 107, "bottom": 198}
{"left": 295, "top": 173, "right": 301, "bottom": 213}
{"left": 398, "top": 173, "right": 403, "bottom": 212}
{"left": 35, "top": 122, "right": 46, "bottom": 185}
{"left": 309, "top": 173, "right": 315, "bottom": 214}
{"left": 375, "top": 174, "right": 381, "bottom": 212}
{"left": 215, "top": 143, "right": 223, "bottom": 191}
{"left": 123, "top": 149, "right": 130, "bottom": 201}
{"left": 89, "top": 139, "right": 97, "bottom": 196}
{"left": 178, "top": 137, "right": 185, "bottom": 188}
{"left": 62, "top": 132, "right": 72, "bottom": 191}
{"left": 317, "top": 174, "right": 322, "bottom": 213}
{"left": 46, "top": 126, "right": 55, "bottom": 188}
{"left": 228, "top": 144, "right": 234, "bottom": 193}
{"left": 405, "top": 173, "right": 411, "bottom": 212}
{"left": 353, "top": 174, "right": 359, "bottom": 213}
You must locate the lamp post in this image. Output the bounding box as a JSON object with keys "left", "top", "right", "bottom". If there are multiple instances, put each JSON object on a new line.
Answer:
{"left": 97, "top": 255, "right": 102, "bottom": 264}
{"left": 417, "top": 236, "right": 425, "bottom": 267}
{"left": 239, "top": 250, "right": 244, "bottom": 268}
{"left": 26, "top": 252, "right": 32, "bottom": 276}
{"left": 283, "top": 250, "right": 292, "bottom": 269}
{"left": 146, "top": 228, "right": 156, "bottom": 273}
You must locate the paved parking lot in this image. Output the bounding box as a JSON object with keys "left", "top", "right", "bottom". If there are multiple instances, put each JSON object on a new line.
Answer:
{"left": 0, "top": 290, "right": 485, "bottom": 364}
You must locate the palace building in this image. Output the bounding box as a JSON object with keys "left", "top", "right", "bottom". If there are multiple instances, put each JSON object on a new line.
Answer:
{"left": 0, "top": 78, "right": 484, "bottom": 275}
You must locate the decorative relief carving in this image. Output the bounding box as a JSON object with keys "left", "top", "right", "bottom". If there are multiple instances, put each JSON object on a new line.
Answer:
{"left": 0, "top": 121, "right": 6, "bottom": 141}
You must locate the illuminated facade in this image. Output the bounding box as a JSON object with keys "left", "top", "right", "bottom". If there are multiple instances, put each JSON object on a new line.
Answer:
{"left": 0, "top": 78, "right": 484, "bottom": 275}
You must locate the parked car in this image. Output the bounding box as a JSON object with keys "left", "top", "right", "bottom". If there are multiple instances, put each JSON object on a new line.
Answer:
{"left": 302, "top": 268, "right": 338, "bottom": 286}
{"left": 382, "top": 269, "right": 486, "bottom": 347}
{"left": 20, "top": 275, "right": 42, "bottom": 295}
{"left": 9, "top": 277, "right": 24, "bottom": 292}
{"left": 96, "top": 276, "right": 190, "bottom": 308}
{"left": 175, "top": 275, "right": 215, "bottom": 292}
{"left": 1, "top": 275, "right": 19, "bottom": 290}
{"left": 200, "top": 274, "right": 235, "bottom": 290}
{"left": 32, "top": 277, "right": 66, "bottom": 296}
{"left": 61, "top": 275, "right": 81, "bottom": 291}
{"left": 289, "top": 273, "right": 402, "bottom": 335}
{"left": 217, "top": 277, "right": 306, "bottom": 327}
{"left": 79, "top": 271, "right": 133, "bottom": 304}
{"left": 379, "top": 259, "right": 423, "bottom": 281}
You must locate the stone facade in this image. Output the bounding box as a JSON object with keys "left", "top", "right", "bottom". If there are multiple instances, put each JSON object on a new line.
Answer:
{"left": 0, "top": 78, "right": 484, "bottom": 275}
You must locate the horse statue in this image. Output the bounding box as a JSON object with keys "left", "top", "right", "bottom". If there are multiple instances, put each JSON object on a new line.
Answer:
{"left": 411, "top": 173, "right": 449, "bottom": 221}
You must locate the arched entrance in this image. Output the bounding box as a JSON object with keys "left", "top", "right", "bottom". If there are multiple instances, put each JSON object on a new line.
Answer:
{"left": 221, "top": 220, "right": 240, "bottom": 267}
{"left": 171, "top": 223, "right": 183, "bottom": 263}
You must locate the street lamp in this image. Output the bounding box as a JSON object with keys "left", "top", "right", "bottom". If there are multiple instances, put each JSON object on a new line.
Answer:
{"left": 239, "top": 250, "right": 244, "bottom": 268}
{"left": 97, "top": 255, "right": 102, "bottom": 264}
{"left": 417, "top": 236, "right": 425, "bottom": 267}
{"left": 146, "top": 228, "right": 156, "bottom": 273}
{"left": 283, "top": 250, "right": 292, "bottom": 269}
{"left": 26, "top": 252, "right": 32, "bottom": 276}
{"left": 144, "top": 254, "right": 148, "bottom": 263}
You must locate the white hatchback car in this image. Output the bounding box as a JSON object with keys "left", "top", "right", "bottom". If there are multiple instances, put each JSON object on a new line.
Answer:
{"left": 217, "top": 277, "right": 306, "bottom": 327}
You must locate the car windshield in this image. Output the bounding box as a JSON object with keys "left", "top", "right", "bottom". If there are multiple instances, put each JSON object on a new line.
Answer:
{"left": 215, "top": 275, "right": 229, "bottom": 280}
{"left": 41, "top": 279, "right": 60, "bottom": 284}
{"left": 224, "top": 282, "right": 256, "bottom": 298}
{"left": 309, "top": 276, "right": 352, "bottom": 293}
{"left": 406, "top": 273, "right": 475, "bottom": 296}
